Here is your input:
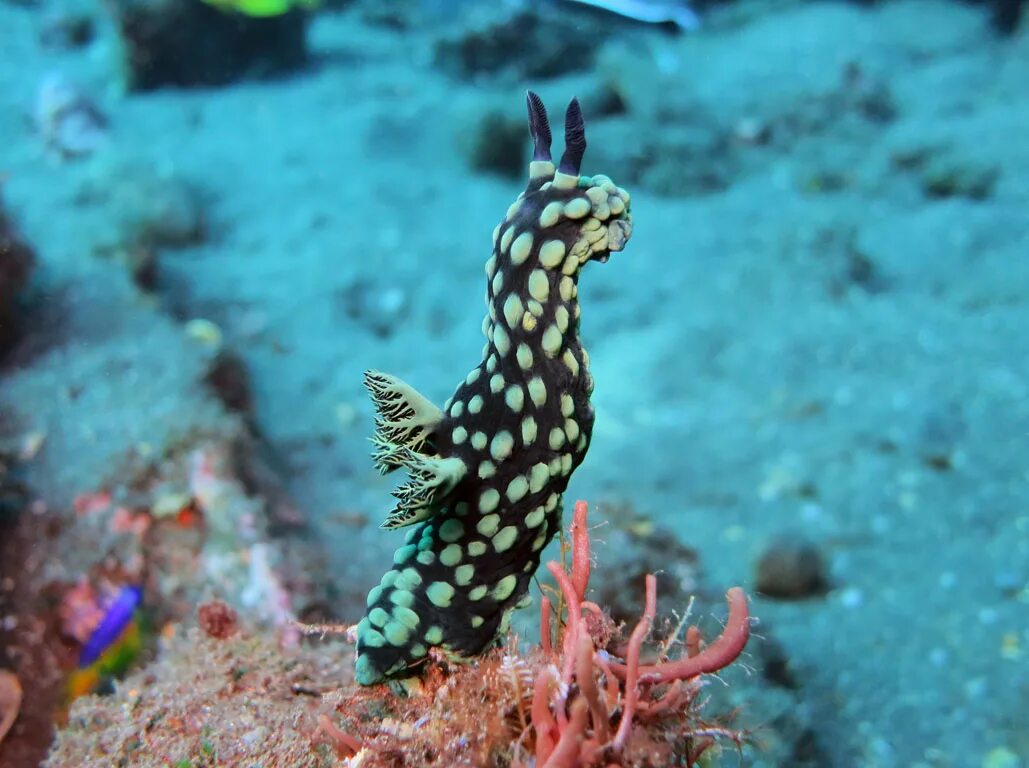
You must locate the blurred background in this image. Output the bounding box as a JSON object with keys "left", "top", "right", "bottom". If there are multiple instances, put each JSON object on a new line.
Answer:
{"left": 0, "top": 0, "right": 1026, "bottom": 765}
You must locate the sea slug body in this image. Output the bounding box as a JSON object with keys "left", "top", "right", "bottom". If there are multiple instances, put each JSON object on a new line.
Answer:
{"left": 355, "top": 92, "right": 633, "bottom": 686}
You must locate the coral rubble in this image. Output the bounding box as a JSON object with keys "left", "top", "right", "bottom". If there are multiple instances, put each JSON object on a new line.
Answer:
{"left": 47, "top": 501, "right": 750, "bottom": 767}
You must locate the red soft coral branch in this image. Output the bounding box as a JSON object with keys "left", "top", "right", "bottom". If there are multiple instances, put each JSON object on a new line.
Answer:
{"left": 611, "top": 573, "right": 656, "bottom": 753}
{"left": 529, "top": 500, "right": 750, "bottom": 767}
{"left": 569, "top": 500, "right": 591, "bottom": 602}
{"left": 606, "top": 587, "right": 751, "bottom": 685}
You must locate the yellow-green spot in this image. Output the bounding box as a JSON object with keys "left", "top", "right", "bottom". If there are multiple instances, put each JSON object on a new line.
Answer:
{"left": 390, "top": 589, "right": 414, "bottom": 608}
{"left": 521, "top": 416, "right": 538, "bottom": 445}
{"left": 527, "top": 377, "right": 547, "bottom": 407}
{"left": 563, "top": 252, "right": 580, "bottom": 276}
{"left": 529, "top": 463, "right": 549, "bottom": 493}
{"left": 383, "top": 620, "right": 410, "bottom": 646}
{"left": 503, "top": 294, "right": 524, "bottom": 328}
{"left": 506, "top": 475, "right": 528, "bottom": 503}
{"left": 471, "top": 616, "right": 485, "bottom": 628}
{"left": 494, "top": 324, "right": 511, "bottom": 356}
{"left": 369, "top": 607, "right": 389, "bottom": 627}
{"left": 501, "top": 226, "right": 515, "bottom": 252}
{"left": 477, "top": 513, "right": 500, "bottom": 536}
{"left": 426, "top": 581, "right": 455, "bottom": 608}
{"left": 549, "top": 427, "right": 566, "bottom": 450}
{"left": 472, "top": 431, "right": 488, "bottom": 450}
{"left": 555, "top": 305, "right": 570, "bottom": 333}
{"left": 361, "top": 627, "right": 386, "bottom": 648}
{"left": 439, "top": 518, "right": 465, "bottom": 543}
{"left": 546, "top": 493, "right": 560, "bottom": 512}
{"left": 539, "top": 201, "right": 563, "bottom": 228}
{"left": 416, "top": 550, "right": 436, "bottom": 566}
{"left": 541, "top": 325, "right": 562, "bottom": 356}
{"left": 516, "top": 343, "right": 534, "bottom": 371}
{"left": 493, "top": 574, "right": 518, "bottom": 601}
{"left": 425, "top": 626, "right": 444, "bottom": 645}
{"left": 527, "top": 270, "right": 549, "bottom": 302}
{"left": 565, "top": 418, "right": 580, "bottom": 442}
{"left": 393, "top": 606, "right": 420, "bottom": 630}
{"left": 455, "top": 564, "right": 475, "bottom": 586}
{"left": 539, "top": 239, "right": 566, "bottom": 268}
{"left": 564, "top": 197, "right": 590, "bottom": 219}
{"left": 505, "top": 386, "right": 524, "bottom": 412}
{"left": 468, "top": 541, "right": 488, "bottom": 557}
{"left": 440, "top": 544, "right": 462, "bottom": 567}
{"left": 563, "top": 349, "right": 580, "bottom": 375}
{"left": 365, "top": 585, "right": 383, "bottom": 607}
{"left": 491, "top": 431, "right": 514, "bottom": 461}
{"left": 479, "top": 489, "right": 500, "bottom": 514}
{"left": 449, "top": 400, "right": 464, "bottom": 418}
{"left": 492, "top": 525, "right": 519, "bottom": 553}
{"left": 469, "top": 585, "right": 488, "bottom": 601}
{"left": 397, "top": 567, "right": 422, "bottom": 590}
{"left": 526, "top": 506, "right": 545, "bottom": 528}
{"left": 490, "top": 373, "right": 505, "bottom": 393}
{"left": 478, "top": 460, "right": 496, "bottom": 479}
{"left": 452, "top": 426, "right": 468, "bottom": 444}
{"left": 466, "top": 368, "right": 481, "bottom": 385}
{"left": 511, "top": 232, "right": 534, "bottom": 265}
{"left": 393, "top": 544, "right": 415, "bottom": 565}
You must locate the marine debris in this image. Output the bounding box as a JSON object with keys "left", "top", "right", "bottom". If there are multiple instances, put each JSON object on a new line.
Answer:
{"left": 0, "top": 670, "right": 21, "bottom": 747}
{"left": 30, "top": 73, "right": 107, "bottom": 160}
{"left": 355, "top": 92, "right": 634, "bottom": 685}
{"left": 105, "top": 0, "right": 310, "bottom": 89}
{"left": 0, "top": 195, "right": 36, "bottom": 354}
{"left": 560, "top": 0, "right": 700, "bottom": 31}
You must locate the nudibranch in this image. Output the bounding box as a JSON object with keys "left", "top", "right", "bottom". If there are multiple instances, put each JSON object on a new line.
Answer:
{"left": 355, "top": 92, "right": 633, "bottom": 686}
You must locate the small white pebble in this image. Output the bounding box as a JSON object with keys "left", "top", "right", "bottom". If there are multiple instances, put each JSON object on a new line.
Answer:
{"left": 838, "top": 587, "right": 863, "bottom": 608}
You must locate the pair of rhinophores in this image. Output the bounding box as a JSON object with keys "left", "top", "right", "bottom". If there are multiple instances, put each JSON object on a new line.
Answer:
{"left": 355, "top": 92, "right": 634, "bottom": 686}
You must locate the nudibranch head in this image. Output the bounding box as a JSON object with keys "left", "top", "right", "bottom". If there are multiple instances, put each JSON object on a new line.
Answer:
{"left": 495, "top": 92, "right": 632, "bottom": 277}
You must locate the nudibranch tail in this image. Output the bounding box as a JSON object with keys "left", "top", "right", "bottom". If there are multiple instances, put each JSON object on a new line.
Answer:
{"left": 355, "top": 93, "right": 633, "bottom": 687}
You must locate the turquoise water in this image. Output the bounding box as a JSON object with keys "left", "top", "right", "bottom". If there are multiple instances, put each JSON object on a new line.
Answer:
{"left": 0, "top": 1, "right": 1027, "bottom": 765}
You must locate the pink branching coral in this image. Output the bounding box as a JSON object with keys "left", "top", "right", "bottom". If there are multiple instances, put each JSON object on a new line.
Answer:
{"left": 524, "top": 500, "right": 751, "bottom": 767}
